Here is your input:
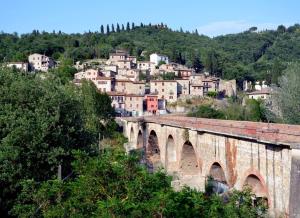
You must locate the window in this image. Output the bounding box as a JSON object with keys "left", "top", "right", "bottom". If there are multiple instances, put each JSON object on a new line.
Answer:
{"left": 162, "top": 89, "right": 164, "bottom": 92}
{"left": 130, "top": 97, "right": 132, "bottom": 100}
{"left": 169, "top": 96, "right": 173, "bottom": 99}
{"left": 162, "top": 82, "right": 164, "bottom": 86}
{"left": 155, "top": 82, "right": 157, "bottom": 86}
{"left": 136, "top": 104, "right": 139, "bottom": 108}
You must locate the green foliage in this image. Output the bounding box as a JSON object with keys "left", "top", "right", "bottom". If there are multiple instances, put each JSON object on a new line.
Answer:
{"left": 207, "top": 91, "right": 218, "bottom": 98}
{"left": 0, "top": 68, "right": 115, "bottom": 216}
{"left": 1, "top": 24, "right": 299, "bottom": 88}
{"left": 12, "top": 148, "right": 267, "bottom": 218}
{"left": 270, "top": 63, "right": 300, "bottom": 124}
{"left": 188, "top": 105, "right": 225, "bottom": 119}
{"left": 188, "top": 99, "right": 267, "bottom": 122}
{"left": 161, "top": 72, "right": 176, "bottom": 80}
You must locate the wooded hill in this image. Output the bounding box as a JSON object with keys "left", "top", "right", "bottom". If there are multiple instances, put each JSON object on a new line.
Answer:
{"left": 1, "top": 23, "right": 300, "bottom": 87}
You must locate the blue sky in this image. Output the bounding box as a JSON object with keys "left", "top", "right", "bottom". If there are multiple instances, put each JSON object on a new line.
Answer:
{"left": 1, "top": 0, "right": 299, "bottom": 36}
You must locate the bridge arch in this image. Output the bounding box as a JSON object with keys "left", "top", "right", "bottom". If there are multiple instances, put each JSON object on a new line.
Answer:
{"left": 242, "top": 171, "right": 269, "bottom": 206}
{"left": 180, "top": 140, "right": 200, "bottom": 175}
{"left": 137, "top": 130, "right": 143, "bottom": 149}
{"left": 130, "top": 127, "right": 135, "bottom": 143}
{"left": 166, "top": 135, "right": 176, "bottom": 172}
{"left": 147, "top": 130, "right": 161, "bottom": 170}
{"left": 209, "top": 162, "right": 227, "bottom": 184}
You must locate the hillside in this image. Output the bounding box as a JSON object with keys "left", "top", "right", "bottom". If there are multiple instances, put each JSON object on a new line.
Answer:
{"left": 1, "top": 23, "right": 300, "bottom": 86}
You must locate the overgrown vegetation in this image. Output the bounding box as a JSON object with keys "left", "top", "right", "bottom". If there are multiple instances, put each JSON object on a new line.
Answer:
{"left": 188, "top": 98, "right": 268, "bottom": 122}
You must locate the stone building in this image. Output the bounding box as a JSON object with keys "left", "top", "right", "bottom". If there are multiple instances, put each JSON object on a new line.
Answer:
{"left": 150, "top": 80, "right": 177, "bottom": 103}
{"left": 28, "top": 53, "right": 55, "bottom": 72}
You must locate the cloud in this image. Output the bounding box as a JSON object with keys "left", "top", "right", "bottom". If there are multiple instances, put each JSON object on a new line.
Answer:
{"left": 197, "top": 20, "right": 288, "bottom": 37}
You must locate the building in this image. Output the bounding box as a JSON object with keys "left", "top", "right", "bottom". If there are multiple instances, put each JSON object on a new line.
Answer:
{"left": 145, "top": 94, "right": 158, "bottom": 114}
{"left": 137, "top": 61, "right": 155, "bottom": 71}
{"left": 28, "top": 53, "right": 55, "bottom": 72}
{"left": 150, "top": 53, "right": 169, "bottom": 66}
{"left": 114, "top": 79, "right": 145, "bottom": 95}
{"left": 219, "top": 79, "right": 237, "bottom": 97}
{"left": 74, "top": 69, "right": 100, "bottom": 81}
{"left": 108, "top": 92, "right": 126, "bottom": 113}
{"left": 6, "top": 62, "right": 28, "bottom": 72}
{"left": 124, "top": 94, "right": 144, "bottom": 116}
{"left": 247, "top": 88, "right": 271, "bottom": 100}
{"left": 176, "top": 79, "right": 190, "bottom": 96}
{"left": 109, "top": 50, "right": 129, "bottom": 62}
{"left": 150, "top": 80, "right": 177, "bottom": 102}
{"left": 94, "top": 76, "right": 112, "bottom": 92}
{"left": 190, "top": 84, "right": 204, "bottom": 96}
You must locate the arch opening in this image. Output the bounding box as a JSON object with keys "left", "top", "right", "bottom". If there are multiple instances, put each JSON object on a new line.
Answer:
{"left": 130, "top": 127, "right": 134, "bottom": 143}
{"left": 243, "top": 174, "right": 268, "bottom": 206}
{"left": 180, "top": 141, "right": 199, "bottom": 175}
{"left": 208, "top": 162, "right": 228, "bottom": 194}
{"left": 209, "top": 163, "right": 227, "bottom": 184}
{"left": 137, "top": 130, "right": 143, "bottom": 149}
{"left": 166, "top": 135, "right": 176, "bottom": 172}
{"left": 147, "top": 130, "right": 161, "bottom": 170}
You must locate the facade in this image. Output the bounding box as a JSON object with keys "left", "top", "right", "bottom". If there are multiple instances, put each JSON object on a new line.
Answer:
{"left": 109, "top": 50, "right": 129, "bottom": 62}
{"left": 247, "top": 88, "right": 271, "bottom": 100}
{"left": 150, "top": 80, "right": 177, "bottom": 102}
{"left": 219, "top": 79, "right": 237, "bottom": 97}
{"left": 108, "top": 92, "right": 126, "bottom": 112}
{"left": 190, "top": 84, "right": 204, "bottom": 96}
{"left": 176, "top": 79, "right": 190, "bottom": 96}
{"left": 28, "top": 53, "right": 55, "bottom": 72}
{"left": 74, "top": 69, "right": 100, "bottom": 81}
{"left": 150, "top": 53, "right": 169, "bottom": 66}
{"left": 125, "top": 94, "right": 144, "bottom": 116}
{"left": 7, "top": 62, "right": 28, "bottom": 72}
{"left": 94, "top": 76, "right": 112, "bottom": 92}
{"left": 145, "top": 94, "right": 158, "bottom": 114}
{"left": 115, "top": 80, "right": 145, "bottom": 95}
{"left": 137, "top": 61, "right": 155, "bottom": 71}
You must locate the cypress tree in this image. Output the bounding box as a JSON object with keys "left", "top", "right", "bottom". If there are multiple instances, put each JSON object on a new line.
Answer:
{"left": 126, "top": 22, "right": 130, "bottom": 31}
{"left": 100, "top": 25, "right": 104, "bottom": 34}
{"left": 111, "top": 24, "right": 115, "bottom": 33}
{"left": 116, "top": 23, "right": 120, "bottom": 32}
{"left": 106, "top": 24, "right": 110, "bottom": 34}
{"left": 121, "top": 24, "right": 125, "bottom": 31}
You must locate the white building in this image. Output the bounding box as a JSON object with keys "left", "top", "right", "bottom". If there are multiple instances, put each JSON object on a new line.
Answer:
{"left": 28, "top": 53, "right": 55, "bottom": 72}
{"left": 150, "top": 53, "right": 169, "bottom": 66}
{"left": 7, "top": 62, "right": 28, "bottom": 72}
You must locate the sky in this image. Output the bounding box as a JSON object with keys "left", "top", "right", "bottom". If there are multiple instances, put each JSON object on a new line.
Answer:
{"left": 0, "top": 0, "right": 299, "bottom": 37}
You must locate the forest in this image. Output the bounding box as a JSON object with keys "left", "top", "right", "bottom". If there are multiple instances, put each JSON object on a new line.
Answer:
{"left": 1, "top": 23, "right": 300, "bottom": 87}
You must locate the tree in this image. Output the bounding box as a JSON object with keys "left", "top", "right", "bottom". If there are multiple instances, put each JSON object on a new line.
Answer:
{"left": 269, "top": 63, "right": 300, "bottom": 124}
{"left": 131, "top": 22, "right": 135, "bottom": 30}
{"left": 126, "top": 22, "right": 130, "bottom": 31}
{"left": 205, "top": 50, "right": 219, "bottom": 76}
{"left": 100, "top": 25, "right": 104, "bottom": 34}
{"left": 249, "top": 26, "right": 258, "bottom": 32}
{"left": 121, "top": 24, "right": 125, "bottom": 31}
{"left": 111, "top": 24, "right": 115, "bottom": 33}
{"left": 277, "top": 25, "right": 286, "bottom": 33}
{"left": 106, "top": 24, "right": 110, "bottom": 34}
{"left": 0, "top": 68, "right": 115, "bottom": 216}
{"left": 140, "top": 22, "right": 144, "bottom": 27}
{"left": 195, "top": 29, "right": 199, "bottom": 35}
{"left": 116, "top": 23, "right": 120, "bottom": 33}
{"left": 192, "top": 56, "right": 204, "bottom": 73}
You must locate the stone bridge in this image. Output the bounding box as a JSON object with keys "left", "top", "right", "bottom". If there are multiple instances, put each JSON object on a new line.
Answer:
{"left": 118, "top": 115, "right": 300, "bottom": 217}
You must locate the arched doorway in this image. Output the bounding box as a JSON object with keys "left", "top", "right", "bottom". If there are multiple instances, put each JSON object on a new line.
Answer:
{"left": 209, "top": 163, "right": 226, "bottom": 183}
{"left": 147, "top": 130, "right": 161, "bottom": 171}
{"left": 130, "top": 127, "right": 134, "bottom": 143}
{"left": 166, "top": 135, "right": 176, "bottom": 172}
{"left": 137, "top": 130, "right": 143, "bottom": 149}
{"left": 180, "top": 141, "right": 199, "bottom": 175}
{"left": 243, "top": 174, "right": 268, "bottom": 206}
{"left": 208, "top": 162, "right": 228, "bottom": 194}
